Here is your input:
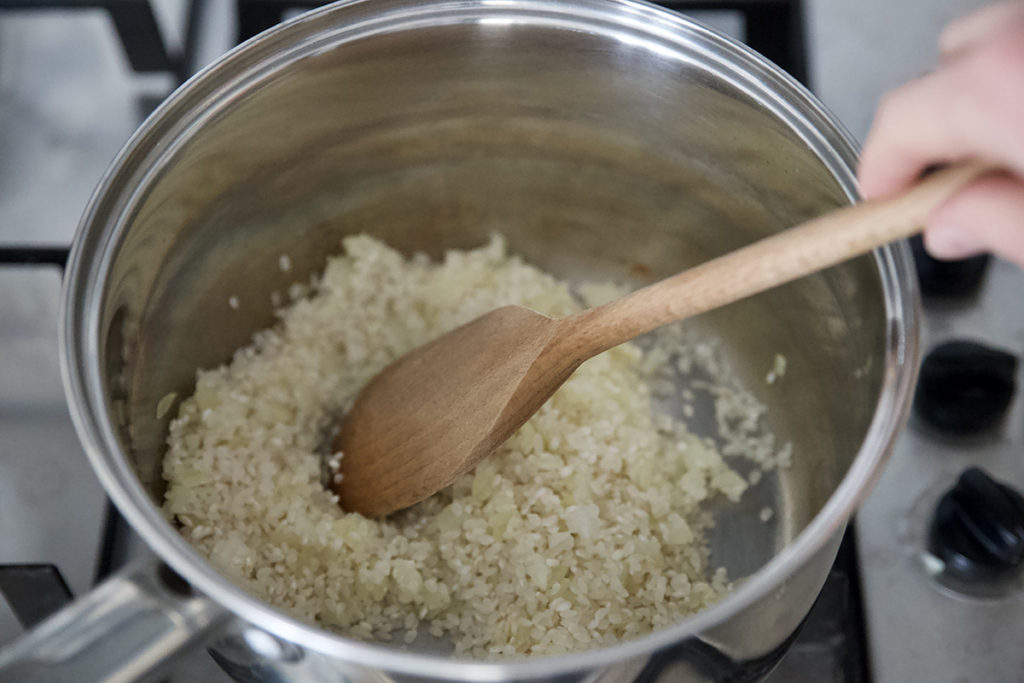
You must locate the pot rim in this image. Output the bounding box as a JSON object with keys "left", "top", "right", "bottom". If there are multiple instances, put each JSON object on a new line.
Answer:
{"left": 60, "top": 0, "right": 920, "bottom": 679}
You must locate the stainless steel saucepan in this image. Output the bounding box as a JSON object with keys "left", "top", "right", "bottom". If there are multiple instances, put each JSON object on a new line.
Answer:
{"left": 0, "top": 0, "right": 918, "bottom": 680}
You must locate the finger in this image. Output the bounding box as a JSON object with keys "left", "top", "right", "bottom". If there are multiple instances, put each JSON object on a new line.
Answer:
{"left": 924, "top": 174, "right": 1024, "bottom": 267}
{"left": 858, "top": 29, "right": 1024, "bottom": 199}
{"left": 940, "top": 1, "right": 1024, "bottom": 61}
{"left": 858, "top": 70, "right": 967, "bottom": 199}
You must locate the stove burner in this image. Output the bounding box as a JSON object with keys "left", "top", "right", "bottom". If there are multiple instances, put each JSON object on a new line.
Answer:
{"left": 0, "top": 2, "right": 870, "bottom": 680}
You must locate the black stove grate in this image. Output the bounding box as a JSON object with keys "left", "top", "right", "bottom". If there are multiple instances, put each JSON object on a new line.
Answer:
{"left": 0, "top": 247, "right": 69, "bottom": 269}
{"left": 0, "top": 0, "right": 207, "bottom": 82}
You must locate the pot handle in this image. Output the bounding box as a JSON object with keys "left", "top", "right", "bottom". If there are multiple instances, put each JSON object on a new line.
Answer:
{"left": 0, "top": 560, "right": 228, "bottom": 682}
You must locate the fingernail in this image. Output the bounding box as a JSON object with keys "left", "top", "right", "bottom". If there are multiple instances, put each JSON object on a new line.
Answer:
{"left": 924, "top": 222, "right": 985, "bottom": 261}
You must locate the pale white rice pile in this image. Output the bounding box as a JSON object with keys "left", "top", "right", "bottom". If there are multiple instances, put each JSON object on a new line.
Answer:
{"left": 162, "top": 235, "right": 780, "bottom": 658}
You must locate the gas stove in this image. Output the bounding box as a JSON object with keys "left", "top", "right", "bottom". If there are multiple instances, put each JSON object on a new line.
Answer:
{"left": 0, "top": 2, "right": 1020, "bottom": 682}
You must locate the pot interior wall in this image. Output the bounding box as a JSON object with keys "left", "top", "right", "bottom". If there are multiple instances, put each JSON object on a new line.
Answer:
{"left": 98, "top": 18, "right": 885, "bottom": 589}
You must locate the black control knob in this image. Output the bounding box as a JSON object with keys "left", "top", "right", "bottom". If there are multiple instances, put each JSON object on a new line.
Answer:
{"left": 928, "top": 467, "right": 1024, "bottom": 587}
{"left": 910, "top": 234, "right": 990, "bottom": 297}
{"left": 914, "top": 340, "right": 1018, "bottom": 434}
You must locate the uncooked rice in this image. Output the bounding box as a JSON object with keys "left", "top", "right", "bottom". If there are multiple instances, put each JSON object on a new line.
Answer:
{"left": 162, "top": 235, "right": 783, "bottom": 658}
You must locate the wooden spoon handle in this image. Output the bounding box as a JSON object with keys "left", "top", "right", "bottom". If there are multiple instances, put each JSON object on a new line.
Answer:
{"left": 565, "top": 161, "right": 997, "bottom": 357}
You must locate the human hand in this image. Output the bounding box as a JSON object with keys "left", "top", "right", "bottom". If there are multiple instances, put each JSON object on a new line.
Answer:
{"left": 857, "top": 1, "right": 1024, "bottom": 267}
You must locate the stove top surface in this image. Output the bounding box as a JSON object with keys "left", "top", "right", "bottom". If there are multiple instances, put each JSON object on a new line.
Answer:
{"left": 2, "top": 3, "right": 1022, "bottom": 682}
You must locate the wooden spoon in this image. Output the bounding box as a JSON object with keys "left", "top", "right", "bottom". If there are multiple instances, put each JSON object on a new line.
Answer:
{"left": 331, "top": 161, "right": 995, "bottom": 517}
